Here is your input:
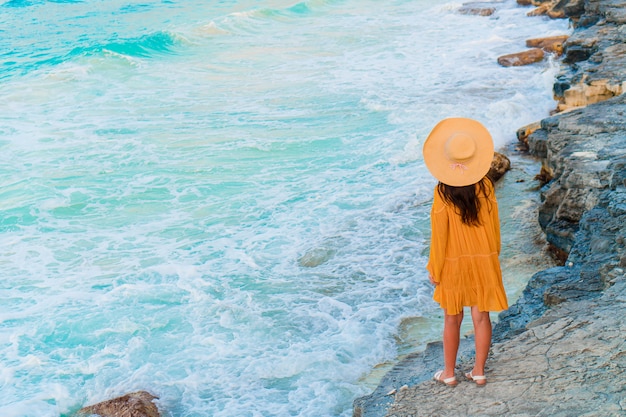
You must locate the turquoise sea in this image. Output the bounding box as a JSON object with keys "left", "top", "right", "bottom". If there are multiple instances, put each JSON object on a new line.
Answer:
{"left": 1, "top": 1, "right": 569, "bottom": 416}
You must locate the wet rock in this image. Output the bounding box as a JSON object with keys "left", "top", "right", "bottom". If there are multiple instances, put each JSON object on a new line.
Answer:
{"left": 353, "top": 339, "right": 476, "bottom": 417}
{"left": 298, "top": 247, "right": 337, "bottom": 267}
{"left": 526, "top": 0, "right": 586, "bottom": 19}
{"left": 527, "top": 1, "right": 555, "bottom": 17}
{"left": 547, "top": 0, "right": 586, "bottom": 19}
{"left": 487, "top": 152, "right": 511, "bottom": 183}
{"left": 76, "top": 391, "right": 160, "bottom": 417}
{"left": 526, "top": 34, "right": 569, "bottom": 55}
{"left": 516, "top": 121, "right": 542, "bottom": 150}
{"left": 497, "top": 48, "right": 544, "bottom": 67}
{"left": 458, "top": 3, "right": 497, "bottom": 16}
{"left": 297, "top": 237, "right": 347, "bottom": 267}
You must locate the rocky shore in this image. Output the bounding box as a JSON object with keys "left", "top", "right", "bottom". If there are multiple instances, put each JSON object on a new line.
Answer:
{"left": 353, "top": 1, "right": 626, "bottom": 416}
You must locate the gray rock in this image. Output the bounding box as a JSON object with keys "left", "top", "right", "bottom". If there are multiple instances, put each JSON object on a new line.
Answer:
{"left": 385, "top": 280, "right": 626, "bottom": 417}
{"left": 531, "top": 94, "right": 626, "bottom": 254}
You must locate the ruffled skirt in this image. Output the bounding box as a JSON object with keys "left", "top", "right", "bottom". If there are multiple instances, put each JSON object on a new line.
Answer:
{"left": 433, "top": 252, "right": 508, "bottom": 315}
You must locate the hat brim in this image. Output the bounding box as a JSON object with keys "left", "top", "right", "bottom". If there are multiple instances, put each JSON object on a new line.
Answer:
{"left": 423, "top": 118, "right": 494, "bottom": 186}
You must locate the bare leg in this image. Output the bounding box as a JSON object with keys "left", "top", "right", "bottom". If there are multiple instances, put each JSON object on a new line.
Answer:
{"left": 470, "top": 306, "right": 492, "bottom": 384}
{"left": 442, "top": 308, "right": 464, "bottom": 382}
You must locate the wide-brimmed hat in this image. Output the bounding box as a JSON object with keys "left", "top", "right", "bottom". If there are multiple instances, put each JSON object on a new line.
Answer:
{"left": 422, "top": 117, "right": 494, "bottom": 186}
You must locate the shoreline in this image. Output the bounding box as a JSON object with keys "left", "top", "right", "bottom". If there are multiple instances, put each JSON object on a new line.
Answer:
{"left": 354, "top": 1, "right": 626, "bottom": 416}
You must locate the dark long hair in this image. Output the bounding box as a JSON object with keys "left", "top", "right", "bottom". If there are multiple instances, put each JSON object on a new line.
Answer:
{"left": 437, "top": 177, "right": 492, "bottom": 226}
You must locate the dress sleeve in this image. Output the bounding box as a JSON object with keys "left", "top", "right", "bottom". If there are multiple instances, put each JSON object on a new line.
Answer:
{"left": 426, "top": 187, "right": 448, "bottom": 283}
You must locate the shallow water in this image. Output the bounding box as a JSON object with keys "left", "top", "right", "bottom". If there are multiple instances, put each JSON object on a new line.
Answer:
{"left": 1, "top": 1, "right": 566, "bottom": 416}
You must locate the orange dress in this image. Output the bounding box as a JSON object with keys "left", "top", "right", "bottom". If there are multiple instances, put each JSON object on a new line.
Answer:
{"left": 426, "top": 179, "right": 508, "bottom": 315}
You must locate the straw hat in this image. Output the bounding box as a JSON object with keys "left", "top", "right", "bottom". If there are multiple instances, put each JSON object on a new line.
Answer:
{"left": 422, "top": 117, "right": 494, "bottom": 187}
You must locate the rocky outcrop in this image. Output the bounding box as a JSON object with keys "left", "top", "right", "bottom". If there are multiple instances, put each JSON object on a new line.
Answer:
{"left": 553, "top": 0, "right": 626, "bottom": 111}
{"left": 527, "top": 95, "right": 626, "bottom": 255}
{"left": 497, "top": 35, "right": 570, "bottom": 68}
{"left": 75, "top": 391, "right": 160, "bottom": 417}
{"left": 524, "top": 0, "right": 586, "bottom": 19}
{"left": 354, "top": 1, "right": 626, "bottom": 416}
{"left": 497, "top": 48, "right": 545, "bottom": 67}
{"left": 526, "top": 35, "right": 569, "bottom": 55}
{"left": 528, "top": 0, "right": 626, "bottom": 255}
{"left": 495, "top": 180, "right": 626, "bottom": 338}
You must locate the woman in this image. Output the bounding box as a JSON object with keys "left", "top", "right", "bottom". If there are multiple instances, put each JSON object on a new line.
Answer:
{"left": 422, "top": 117, "right": 508, "bottom": 386}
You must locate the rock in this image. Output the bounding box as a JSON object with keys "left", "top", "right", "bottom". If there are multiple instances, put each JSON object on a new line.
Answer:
{"left": 526, "top": 35, "right": 569, "bottom": 55}
{"left": 534, "top": 166, "right": 553, "bottom": 186}
{"left": 527, "top": 2, "right": 553, "bottom": 17}
{"left": 555, "top": 76, "right": 623, "bottom": 112}
{"left": 533, "top": 94, "right": 626, "bottom": 255}
{"left": 487, "top": 152, "right": 511, "bottom": 183}
{"left": 516, "top": 121, "right": 542, "bottom": 149}
{"left": 526, "top": 0, "right": 586, "bottom": 19}
{"left": 583, "top": 0, "right": 626, "bottom": 25}
{"left": 385, "top": 280, "right": 626, "bottom": 416}
{"left": 547, "top": 0, "right": 586, "bottom": 19}
{"left": 553, "top": 1, "right": 626, "bottom": 111}
{"left": 497, "top": 48, "right": 544, "bottom": 67}
{"left": 297, "top": 237, "right": 347, "bottom": 267}
{"left": 298, "top": 247, "right": 337, "bottom": 267}
{"left": 353, "top": 339, "right": 476, "bottom": 417}
{"left": 458, "top": 3, "right": 497, "bottom": 16}
{"left": 76, "top": 391, "right": 160, "bottom": 417}
{"left": 497, "top": 184, "right": 626, "bottom": 339}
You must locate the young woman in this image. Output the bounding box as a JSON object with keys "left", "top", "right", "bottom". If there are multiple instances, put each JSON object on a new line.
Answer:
{"left": 422, "top": 117, "right": 509, "bottom": 386}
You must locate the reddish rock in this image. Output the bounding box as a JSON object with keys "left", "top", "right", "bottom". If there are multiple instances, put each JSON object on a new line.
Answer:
{"left": 76, "top": 391, "right": 160, "bottom": 417}
{"left": 497, "top": 48, "right": 545, "bottom": 67}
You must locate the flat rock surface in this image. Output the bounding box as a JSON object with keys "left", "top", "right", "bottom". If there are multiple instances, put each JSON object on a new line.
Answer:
{"left": 384, "top": 276, "right": 626, "bottom": 417}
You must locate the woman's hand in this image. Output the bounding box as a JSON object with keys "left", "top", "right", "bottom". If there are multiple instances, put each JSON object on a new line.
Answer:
{"left": 428, "top": 274, "right": 438, "bottom": 286}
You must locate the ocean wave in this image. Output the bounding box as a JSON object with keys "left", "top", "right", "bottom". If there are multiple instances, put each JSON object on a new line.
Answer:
{"left": 1, "top": 0, "right": 82, "bottom": 7}
{"left": 0, "top": 30, "right": 187, "bottom": 80}
{"left": 2, "top": 0, "right": 36, "bottom": 8}
{"left": 85, "top": 31, "right": 186, "bottom": 59}
{"left": 209, "top": 0, "right": 341, "bottom": 35}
